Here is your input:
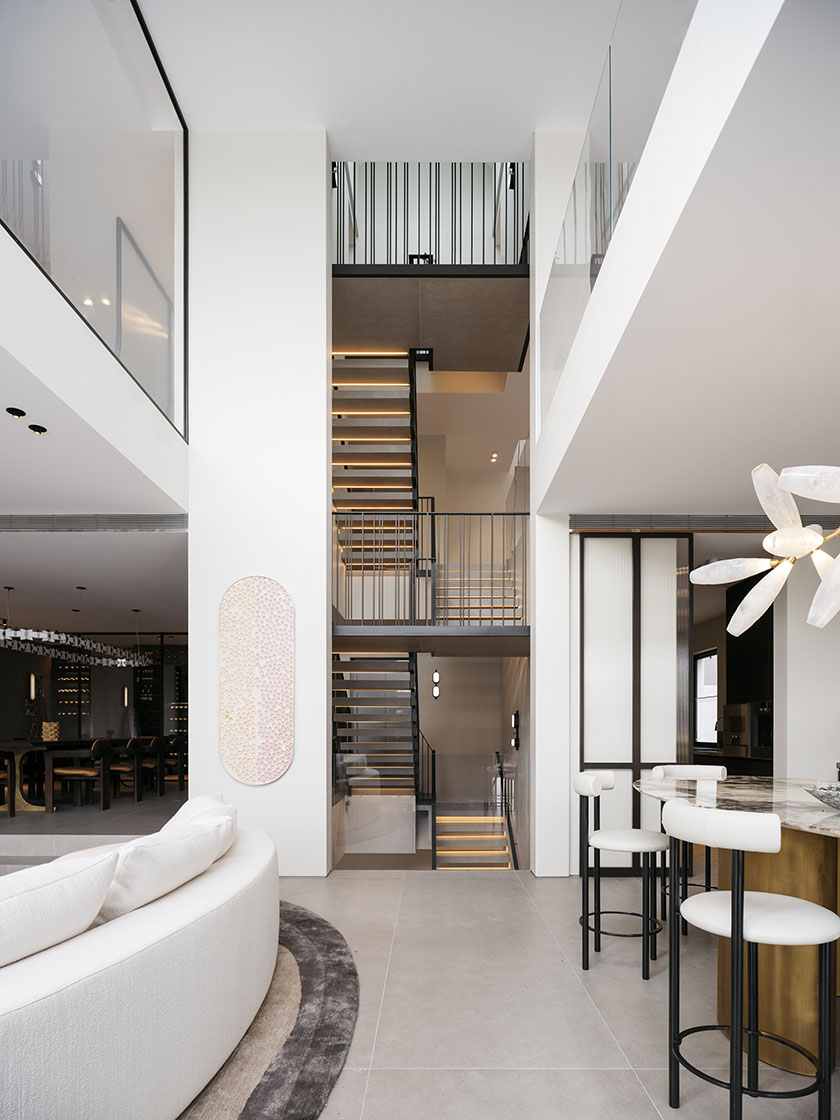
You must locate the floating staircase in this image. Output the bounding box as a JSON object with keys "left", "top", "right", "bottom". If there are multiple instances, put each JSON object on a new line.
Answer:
{"left": 435, "top": 567, "right": 523, "bottom": 625}
{"left": 435, "top": 814, "right": 512, "bottom": 869}
{"left": 332, "top": 654, "right": 418, "bottom": 797}
{"left": 332, "top": 355, "right": 419, "bottom": 573}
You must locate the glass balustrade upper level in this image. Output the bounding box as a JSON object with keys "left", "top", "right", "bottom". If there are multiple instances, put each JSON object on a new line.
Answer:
{"left": 0, "top": 0, "right": 187, "bottom": 435}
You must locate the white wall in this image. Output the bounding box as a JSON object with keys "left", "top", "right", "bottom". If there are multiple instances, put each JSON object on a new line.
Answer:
{"left": 774, "top": 570, "right": 840, "bottom": 782}
{"left": 534, "top": 0, "right": 786, "bottom": 510}
{"left": 188, "top": 130, "right": 331, "bottom": 875}
{"left": 0, "top": 227, "right": 188, "bottom": 511}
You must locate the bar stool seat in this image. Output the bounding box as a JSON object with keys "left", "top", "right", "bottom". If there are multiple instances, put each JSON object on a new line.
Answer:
{"left": 681, "top": 889, "right": 840, "bottom": 946}
{"left": 590, "top": 828, "right": 669, "bottom": 854}
{"left": 664, "top": 797, "right": 838, "bottom": 1119}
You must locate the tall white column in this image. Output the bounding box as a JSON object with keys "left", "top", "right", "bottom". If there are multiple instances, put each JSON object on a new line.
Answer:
{"left": 188, "top": 131, "right": 331, "bottom": 875}
{"left": 528, "top": 132, "right": 581, "bottom": 876}
{"left": 529, "top": 512, "right": 572, "bottom": 876}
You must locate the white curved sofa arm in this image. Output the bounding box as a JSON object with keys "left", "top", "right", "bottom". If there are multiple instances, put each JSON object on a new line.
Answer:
{"left": 0, "top": 826, "right": 279, "bottom": 1120}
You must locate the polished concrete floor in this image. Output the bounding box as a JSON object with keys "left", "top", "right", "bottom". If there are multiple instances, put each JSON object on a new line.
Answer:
{"left": 277, "top": 870, "right": 839, "bottom": 1120}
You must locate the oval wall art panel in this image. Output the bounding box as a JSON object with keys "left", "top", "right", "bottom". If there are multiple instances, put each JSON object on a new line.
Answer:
{"left": 219, "top": 575, "right": 294, "bottom": 784}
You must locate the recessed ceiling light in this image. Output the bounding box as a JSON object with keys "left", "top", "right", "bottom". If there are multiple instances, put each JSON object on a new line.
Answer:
{"left": 5, "top": 407, "right": 26, "bottom": 419}
{"left": 100, "top": 297, "right": 111, "bottom": 306}
{"left": 28, "top": 424, "right": 47, "bottom": 435}
{"left": 82, "top": 298, "right": 94, "bottom": 307}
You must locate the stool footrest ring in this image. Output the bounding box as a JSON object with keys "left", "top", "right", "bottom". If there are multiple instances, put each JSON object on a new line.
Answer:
{"left": 673, "top": 1023, "right": 820, "bottom": 1101}
{"left": 578, "top": 909, "right": 662, "bottom": 939}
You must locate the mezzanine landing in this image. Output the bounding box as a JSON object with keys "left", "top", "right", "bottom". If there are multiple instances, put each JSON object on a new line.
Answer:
{"left": 333, "top": 626, "right": 529, "bottom": 656}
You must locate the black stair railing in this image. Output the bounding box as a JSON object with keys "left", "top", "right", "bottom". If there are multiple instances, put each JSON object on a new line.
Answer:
{"left": 418, "top": 731, "right": 437, "bottom": 870}
{"left": 333, "top": 511, "right": 528, "bottom": 626}
{"left": 332, "top": 161, "right": 530, "bottom": 267}
{"left": 495, "top": 751, "right": 519, "bottom": 871}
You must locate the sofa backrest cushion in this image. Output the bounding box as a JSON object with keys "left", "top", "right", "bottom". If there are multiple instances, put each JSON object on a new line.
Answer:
{"left": 161, "top": 792, "right": 238, "bottom": 835}
{"left": 95, "top": 816, "right": 235, "bottom": 925}
{"left": 0, "top": 850, "right": 119, "bottom": 966}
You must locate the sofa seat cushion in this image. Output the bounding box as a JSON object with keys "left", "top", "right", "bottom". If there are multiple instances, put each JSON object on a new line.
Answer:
{"left": 95, "top": 816, "right": 235, "bottom": 925}
{"left": 0, "top": 850, "right": 119, "bottom": 966}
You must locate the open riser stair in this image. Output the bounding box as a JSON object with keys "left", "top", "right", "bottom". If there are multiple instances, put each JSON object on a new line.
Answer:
{"left": 332, "top": 355, "right": 420, "bottom": 573}
{"left": 435, "top": 814, "right": 512, "bottom": 870}
{"left": 332, "top": 653, "right": 418, "bottom": 797}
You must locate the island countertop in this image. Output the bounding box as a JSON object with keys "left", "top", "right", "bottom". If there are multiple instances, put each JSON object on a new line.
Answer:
{"left": 635, "top": 774, "right": 840, "bottom": 838}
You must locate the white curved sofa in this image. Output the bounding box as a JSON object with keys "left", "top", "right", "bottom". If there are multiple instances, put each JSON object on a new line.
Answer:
{"left": 0, "top": 825, "right": 279, "bottom": 1120}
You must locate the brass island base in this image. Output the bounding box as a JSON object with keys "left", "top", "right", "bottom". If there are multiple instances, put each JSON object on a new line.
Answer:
{"left": 716, "top": 826, "right": 837, "bottom": 1075}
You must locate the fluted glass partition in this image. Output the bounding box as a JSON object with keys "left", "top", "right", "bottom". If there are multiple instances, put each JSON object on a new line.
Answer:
{"left": 0, "top": 0, "right": 186, "bottom": 433}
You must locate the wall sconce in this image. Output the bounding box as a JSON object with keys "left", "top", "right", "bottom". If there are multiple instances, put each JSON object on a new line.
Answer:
{"left": 29, "top": 672, "right": 36, "bottom": 701}
{"left": 123, "top": 686, "right": 129, "bottom": 708}
{"left": 432, "top": 668, "right": 440, "bottom": 700}
{"left": 510, "top": 709, "right": 520, "bottom": 750}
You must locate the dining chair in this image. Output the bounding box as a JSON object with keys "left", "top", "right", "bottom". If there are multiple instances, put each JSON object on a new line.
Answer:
{"left": 664, "top": 797, "right": 840, "bottom": 1119}
{"left": 49, "top": 740, "right": 115, "bottom": 811}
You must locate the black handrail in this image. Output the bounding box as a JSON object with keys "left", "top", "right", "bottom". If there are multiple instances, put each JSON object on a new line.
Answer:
{"left": 419, "top": 731, "right": 437, "bottom": 870}
{"left": 495, "top": 751, "right": 519, "bottom": 870}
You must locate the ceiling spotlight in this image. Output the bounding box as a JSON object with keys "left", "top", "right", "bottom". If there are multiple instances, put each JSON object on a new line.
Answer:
{"left": 82, "top": 298, "right": 94, "bottom": 307}
{"left": 100, "top": 297, "right": 112, "bottom": 306}
{"left": 432, "top": 685, "right": 440, "bottom": 700}
{"left": 5, "top": 407, "right": 26, "bottom": 419}
{"left": 28, "top": 424, "right": 47, "bottom": 435}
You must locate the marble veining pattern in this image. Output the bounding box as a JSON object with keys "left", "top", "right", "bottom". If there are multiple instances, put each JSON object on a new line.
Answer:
{"left": 636, "top": 775, "right": 840, "bottom": 837}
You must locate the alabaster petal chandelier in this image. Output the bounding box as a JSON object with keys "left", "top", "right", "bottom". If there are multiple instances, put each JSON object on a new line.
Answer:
{"left": 690, "top": 464, "right": 840, "bottom": 636}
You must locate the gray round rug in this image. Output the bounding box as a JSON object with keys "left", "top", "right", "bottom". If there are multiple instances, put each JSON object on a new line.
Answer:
{"left": 179, "top": 900, "right": 360, "bottom": 1120}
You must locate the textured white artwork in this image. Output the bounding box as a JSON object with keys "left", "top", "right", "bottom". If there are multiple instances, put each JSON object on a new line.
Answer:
{"left": 219, "top": 576, "right": 294, "bottom": 784}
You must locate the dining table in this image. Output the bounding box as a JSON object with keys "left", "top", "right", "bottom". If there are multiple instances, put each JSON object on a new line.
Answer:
{"left": 0, "top": 740, "right": 46, "bottom": 813}
{"left": 636, "top": 774, "right": 840, "bottom": 1075}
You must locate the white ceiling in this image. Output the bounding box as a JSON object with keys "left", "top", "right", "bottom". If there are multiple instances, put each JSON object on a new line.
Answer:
{"left": 540, "top": 0, "right": 840, "bottom": 516}
{"left": 138, "top": 0, "right": 627, "bottom": 159}
{"left": 418, "top": 369, "right": 528, "bottom": 480}
{"left": 0, "top": 346, "right": 185, "bottom": 515}
{"left": 0, "top": 532, "right": 187, "bottom": 632}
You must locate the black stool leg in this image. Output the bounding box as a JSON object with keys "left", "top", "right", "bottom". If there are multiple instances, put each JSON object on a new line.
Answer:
{"left": 747, "top": 941, "right": 759, "bottom": 1094}
{"left": 730, "top": 851, "right": 745, "bottom": 1120}
{"left": 594, "top": 799, "right": 601, "bottom": 952}
{"left": 650, "top": 854, "right": 658, "bottom": 961}
{"left": 680, "top": 841, "right": 689, "bottom": 936}
{"left": 668, "top": 836, "right": 680, "bottom": 1108}
{"left": 660, "top": 849, "right": 667, "bottom": 921}
{"left": 818, "top": 941, "right": 831, "bottom": 1120}
{"left": 642, "top": 852, "right": 650, "bottom": 979}
{"left": 580, "top": 796, "right": 590, "bottom": 971}
{"left": 705, "top": 845, "right": 712, "bottom": 891}
{"left": 594, "top": 848, "right": 601, "bottom": 952}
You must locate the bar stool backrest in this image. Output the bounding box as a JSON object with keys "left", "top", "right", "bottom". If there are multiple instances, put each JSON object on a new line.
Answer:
{"left": 662, "top": 798, "right": 781, "bottom": 854}
{"left": 652, "top": 764, "right": 727, "bottom": 782}
{"left": 574, "top": 770, "right": 616, "bottom": 798}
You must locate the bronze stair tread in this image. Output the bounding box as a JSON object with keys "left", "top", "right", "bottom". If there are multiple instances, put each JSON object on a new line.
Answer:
{"left": 332, "top": 397, "right": 410, "bottom": 415}
{"left": 332, "top": 425, "right": 411, "bottom": 442}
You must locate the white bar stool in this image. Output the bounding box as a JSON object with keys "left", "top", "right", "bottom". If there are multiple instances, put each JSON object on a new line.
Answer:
{"left": 575, "top": 770, "right": 668, "bottom": 980}
{"left": 651, "top": 764, "right": 727, "bottom": 928}
{"left": 663, "top": 798, "right": 840, "bottom": 1119}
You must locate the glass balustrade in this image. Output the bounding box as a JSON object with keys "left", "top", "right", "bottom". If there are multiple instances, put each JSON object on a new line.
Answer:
{"left": 0, "top": 0, "right": 186, "bottom": 433}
